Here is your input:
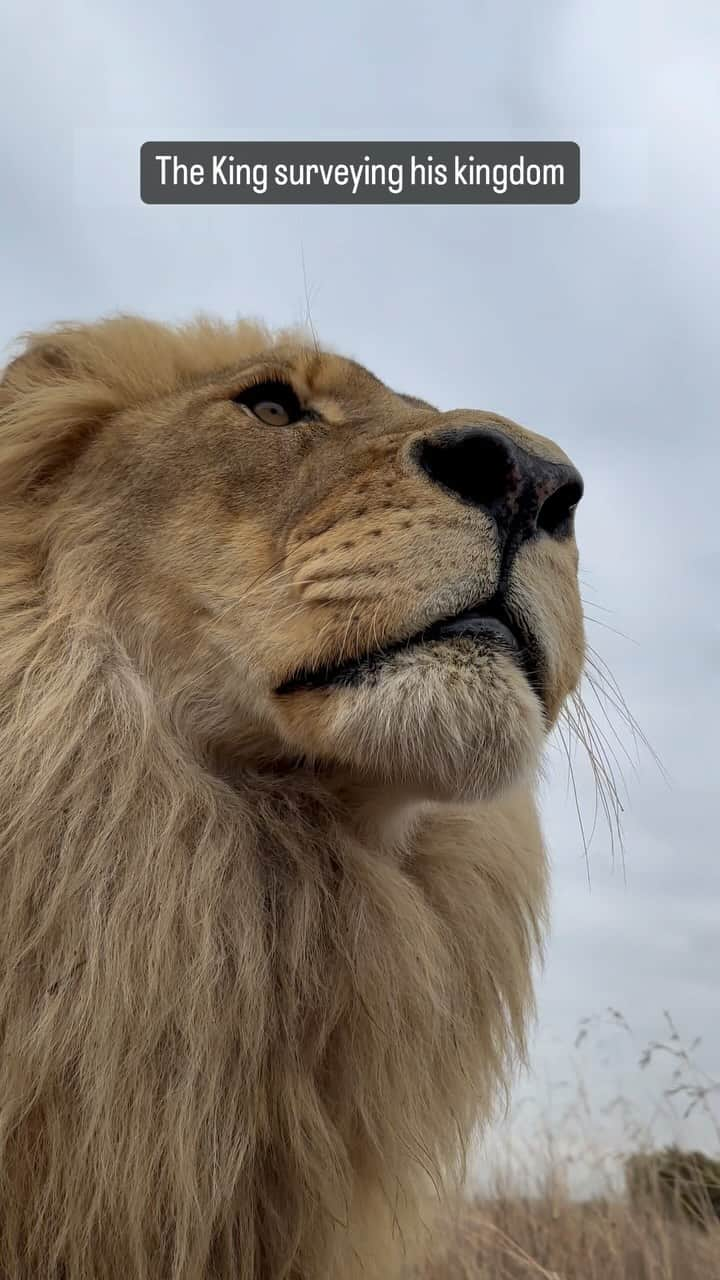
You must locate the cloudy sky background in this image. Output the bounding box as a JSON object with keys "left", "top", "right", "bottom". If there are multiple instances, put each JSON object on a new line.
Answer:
{"left": 3, "top": 0, "right": 719, "bottom": 1191}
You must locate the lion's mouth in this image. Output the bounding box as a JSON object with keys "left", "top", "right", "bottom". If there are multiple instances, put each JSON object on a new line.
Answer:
{"left": 275, "top": 597, "right": 544, "bottom": 699}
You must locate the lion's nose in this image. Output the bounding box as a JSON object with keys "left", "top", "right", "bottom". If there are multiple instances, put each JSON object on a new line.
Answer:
{"left": 411, "top": 426, "right": 584, "bottom": 541}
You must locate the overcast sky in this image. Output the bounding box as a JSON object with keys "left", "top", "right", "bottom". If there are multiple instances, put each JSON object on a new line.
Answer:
{"left": 3, "top": 0, "right": 719, "bottom": 1190}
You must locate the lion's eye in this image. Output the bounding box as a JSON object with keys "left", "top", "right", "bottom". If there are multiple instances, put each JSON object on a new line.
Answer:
{"left": 232, "top": 381, "right": 304, "bottom": 427}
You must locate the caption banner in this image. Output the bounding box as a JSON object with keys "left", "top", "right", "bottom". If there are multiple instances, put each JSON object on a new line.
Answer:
{"left": 140, "top": 141, "right": 580, "bottom": 205}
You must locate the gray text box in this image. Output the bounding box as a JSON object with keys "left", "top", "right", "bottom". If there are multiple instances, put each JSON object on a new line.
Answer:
{"left": 140, "top": 142, "right": 580, "bottom": 205}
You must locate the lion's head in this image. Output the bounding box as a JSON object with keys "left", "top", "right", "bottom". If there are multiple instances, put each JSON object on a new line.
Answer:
{"left": 0, "top": 315, "right": 585, "bottom": 1279}
{"left": 1, "top": 316, "right": 584, "bottom": 804}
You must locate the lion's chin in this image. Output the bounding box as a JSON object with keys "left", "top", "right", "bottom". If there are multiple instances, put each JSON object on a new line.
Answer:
{"left": 272, "top": 641, "right": 546, "bottom": 804}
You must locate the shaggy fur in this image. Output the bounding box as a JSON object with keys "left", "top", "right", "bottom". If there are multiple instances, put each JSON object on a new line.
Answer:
{"left": 0, "top": 316, "right": 585, "bottom": 1279}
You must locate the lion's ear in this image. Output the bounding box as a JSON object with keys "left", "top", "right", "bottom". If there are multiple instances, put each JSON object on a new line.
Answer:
{"left": 0, "top": 338, "right": 119, "bottom": 497}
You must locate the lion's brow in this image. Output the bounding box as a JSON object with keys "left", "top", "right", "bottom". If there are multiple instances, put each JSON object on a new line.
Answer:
{"left": 335, "top": 356, "right": 386, "bottom": 386}
{"left": 331, "top": 358, "right": 438, "bottom": 412}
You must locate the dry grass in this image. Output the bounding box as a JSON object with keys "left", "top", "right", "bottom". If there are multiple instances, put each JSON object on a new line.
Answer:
{"left": 414, "top": 1185, "right": 720, "bottom": 1279}
{"left": 411, "top": 1012, "right": 720, "bottom": 1279}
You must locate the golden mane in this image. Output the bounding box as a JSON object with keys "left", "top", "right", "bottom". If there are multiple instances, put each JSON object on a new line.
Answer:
{"left": 0, "top": 315, "right": 553, "bottom": 1279}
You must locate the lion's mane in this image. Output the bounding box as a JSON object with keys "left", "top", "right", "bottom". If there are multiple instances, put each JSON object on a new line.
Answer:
{"left": 0, "top": 318, "right": 548, "bottom": 1279}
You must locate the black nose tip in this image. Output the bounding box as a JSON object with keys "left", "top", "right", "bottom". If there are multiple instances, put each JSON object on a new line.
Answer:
{"left": 412, "top": 425, "right": 583, "bottom": 541}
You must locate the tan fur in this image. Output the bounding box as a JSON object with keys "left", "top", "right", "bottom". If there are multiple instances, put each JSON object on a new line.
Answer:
{"left": 0, "top": 316, "right": 585, "bottom": 1278}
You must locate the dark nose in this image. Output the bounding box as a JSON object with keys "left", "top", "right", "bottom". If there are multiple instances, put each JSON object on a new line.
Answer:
{"left": 412, "top": 426, "right": 583, "bottom": 542}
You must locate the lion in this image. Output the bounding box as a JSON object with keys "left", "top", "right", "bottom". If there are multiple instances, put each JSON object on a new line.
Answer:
{"left": 0, "top": 315, "right": 585, "bottom": 1279}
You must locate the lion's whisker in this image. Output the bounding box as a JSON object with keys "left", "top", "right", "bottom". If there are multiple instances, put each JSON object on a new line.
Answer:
{"left": 572, "top": 685, "right": 634, "bottom": 801}
{"left": 580, "top": 670, "right": 640, "bottom": 780}
{"left": 580, "top": 592, "right": 616, "bottom": 615}
{"left": 583, "top": 613, "right": 641, "bottom": 645}
{"left": 555, "top": 717, "right": 592, "bottom": 884}
{"left": 562, "top": 700, "right": 623, "bottom": 856}
{"left": 585, "top": 645, "right": 667, "bottom": 780}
